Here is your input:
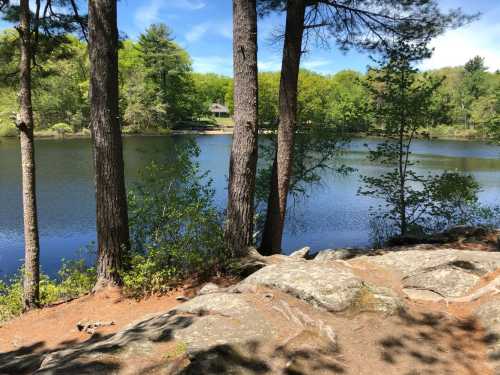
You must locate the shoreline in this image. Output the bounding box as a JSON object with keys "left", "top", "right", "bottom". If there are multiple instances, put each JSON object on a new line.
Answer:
{"left": 0, "top": 128, "right": 494, "bottom": 142}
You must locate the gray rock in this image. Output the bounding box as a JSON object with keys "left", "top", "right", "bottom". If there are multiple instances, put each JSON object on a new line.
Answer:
{"left": 174, "top": 294, "right": 278, "bottom": 353}
{"left": 358, "top": 249, "right": 500, "bottom": 300}
{"left": 402, "top": 267, "right": 480, "bottom": 298}
{"left": 289, "top": 246, "right": 311, "bottom": 259}
{"left": 31, "top": 292, "right": 338, "bottom": 375}
{"left": 231, "top": 247, "right": 289, "bottom": 277}
{"left": 313, "top": 248, "right": 362, "bottom": 262}
{"left": 359, "top": 249, "right": 500, "bottom": 276}
{"left": 197, "top": 282, "right": 220, "bottom": 295}
{"left": 239, "top": 261, "right": 402, "bottom": 314}
{"left": 401, "top": 288, "right": 444, "bottom": 302}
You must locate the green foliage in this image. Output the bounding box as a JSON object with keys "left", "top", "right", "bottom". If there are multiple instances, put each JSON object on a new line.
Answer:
{"left": 367, "top": 171, "right": 496, "bottom": 247}
{"left": 0, "top": 278, "right": 22, "bottom": 322}
{"left": 427, "top": 60, "right": 499, "bottom": 133}
{"left": 192, "top": 73, "right": 231, "bottom": 116}
{"left": 0, "top": 18, "right": 497, "bottom": 138}
{"left": 137, "top": 24, "right": 199, "bottom": 123}
{"left": 325, "top": 70, "right": 372, "bottom": 132}
{"left": 359, "top": 39, "right": 440, "bottom": 237}
{"left": 0, "top": 259, "right": 96, "bottom": 323}
{"left": 226, "top": 69, "right": 371, "bottom": 131}
{"left": 424, "top": 172, "right": 486, "bottom": 230}
{"left": 0, "top": 122, "right": 16, "bottom": 137}
{"left": 50, "top": 122, "right": 73, "bottom": 134}
{"left": 125, "top": 140, "right": 226, "bottom": 296}
{"left": 360, "top": 40, "right": 496, "bottom": 246}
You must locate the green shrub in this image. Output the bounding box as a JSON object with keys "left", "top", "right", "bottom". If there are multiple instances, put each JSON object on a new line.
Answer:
{"left": 0, "top": 278, "right": 22, "bottom": 323}
{"left": 366, "top": 171, "right": 499, "bottom": 247}
{"left": 0, "top": 122, "right": 17, "bottom": 137}
{"left": 124, "top": 140, "right": 227, "bottom": 297}
{"left": 0, "top": 260, "right": 96, "bottom": 324}
{"left": 50, "top": 122, "right": 73, "bottom": 135}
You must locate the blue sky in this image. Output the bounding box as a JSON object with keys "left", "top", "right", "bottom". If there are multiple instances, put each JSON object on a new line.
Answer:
{"left": 119, "top": 0, "right": 500, "bottom": 76}
{"left": 2, "top": 0, "right": 499, "bottom": 75}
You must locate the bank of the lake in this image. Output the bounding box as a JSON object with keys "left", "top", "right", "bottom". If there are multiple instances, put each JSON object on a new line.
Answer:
{"left": 1, "top": 135, "right": 499, "bottom": 278}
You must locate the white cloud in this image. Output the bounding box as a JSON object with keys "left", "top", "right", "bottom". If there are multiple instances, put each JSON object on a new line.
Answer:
{"left": 185, "top": 20, "right": 232, "bottom": 43}
{"left": 135, "top": 0, "right": 206, "bottom": 29}
{"left": 176, "top": 0, "right": 206, "bottom": 11}
{"left": 135, "top": 0, "right": 163, "bottom": 26}
{"left": 302, "top": 59, "right": 331, "bottom": 72}
{"left": 421, "top": 8, "right": 500, "bottom": 72}
{"left": 258, "top": 58, "right": 282, "bottom": 72}
{"left": 192, "top": 56, "right": 233, "bottom": 75}
{"left": 185, "top": 23, "right": 211, "bottom": 42}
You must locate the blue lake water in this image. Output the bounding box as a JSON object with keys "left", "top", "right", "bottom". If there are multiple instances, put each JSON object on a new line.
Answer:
{"left": 1, "top": 135, "right": 499, "bottom": 277}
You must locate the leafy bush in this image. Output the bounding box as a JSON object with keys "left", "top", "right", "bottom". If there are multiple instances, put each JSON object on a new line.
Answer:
{"left": 0, "top": 278, "right": 22, "bottom": 323}
{"left": 0, "top": 122, "right": 17, "bottom": 137}
{"left": 124, "top": 140, "right": 226, "bottom": 296}
{"left": 50, "top": 122, "right": 73, "bottom": 134}
{"left": 0, "top": 260, "right": 96, "bottom": 323}
{"left": 366, "top": 171, "right": 498, "bottom": 247}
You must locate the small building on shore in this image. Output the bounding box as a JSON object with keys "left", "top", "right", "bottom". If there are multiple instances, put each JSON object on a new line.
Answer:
{"left": 209, "top": 103, "right": 230, "bottom": 118}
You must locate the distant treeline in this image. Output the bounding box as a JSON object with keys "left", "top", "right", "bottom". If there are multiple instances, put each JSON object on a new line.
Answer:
{"left": 0, "top": 24, "right": 498, "bottom": 138}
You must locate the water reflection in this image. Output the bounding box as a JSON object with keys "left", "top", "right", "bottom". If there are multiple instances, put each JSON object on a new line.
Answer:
{"left": 0, "top": 135, "right": 499, "bottom": 276}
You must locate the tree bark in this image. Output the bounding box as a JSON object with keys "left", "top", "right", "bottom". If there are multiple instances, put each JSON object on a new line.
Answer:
{"left": 224, "top": 0, "right": 259, "bottom": 258}
{"left": 18, "top": 0, "right": 41, "bottom": 311}
{"left": 88, "top": 0, "right": 129, "bottom": 287}
{"left": 259, "top": 0, "right": 306, "bottom": 255}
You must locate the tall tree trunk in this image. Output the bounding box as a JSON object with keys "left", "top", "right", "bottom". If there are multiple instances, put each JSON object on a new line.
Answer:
{"left": 88, "top": 0, "right": 129, "bottom": 287}
{"left": 224, "top": 0, "right": 259, "bottom": 258}
{"left": 259, "top": 0, "right": 306, "bottom": 255}
{"left": 18, "top": 0, "right": 41, "bottom": 311}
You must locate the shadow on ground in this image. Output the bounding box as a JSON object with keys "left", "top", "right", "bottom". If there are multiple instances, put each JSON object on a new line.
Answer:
{"left": 0, "top": 307, "right": 496, "bottom": 374}
{"left": 378, "top": 309, "right": 497, "bottom": 375}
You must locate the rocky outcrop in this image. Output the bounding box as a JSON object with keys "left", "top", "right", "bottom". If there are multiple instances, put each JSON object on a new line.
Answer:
{"left": 238, "top": 259, "right": 403, "bottom": 314}
{"left": 1, "top": 243, "right": 499, "bottom": 374}
{"left": 356, "top": 249, "right": 500, "bottom": 301}
{"left": 312, "top": 248, "right": 364, "bottom": 261}
{"left": 32, "top": 291, "right": 339, "bottom": 375}
{"left": 387, "top": 226, "right": 500, "bottom": 250}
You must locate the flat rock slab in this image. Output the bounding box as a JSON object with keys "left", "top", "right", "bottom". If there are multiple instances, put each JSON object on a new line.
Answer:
{"left": 402, "top": 267, "right": 480, "bottom": 298}
{"left": 239, "top": 260, "right": 402, "bottom": 314}
{"left": 23, "top": 292, "right": 339, "bottom": 375}
{"left": 359, "top": 249, "right": 500, "bottom": 276}
{"left": 357, "top": 249, "right": 500, "bottom": 300}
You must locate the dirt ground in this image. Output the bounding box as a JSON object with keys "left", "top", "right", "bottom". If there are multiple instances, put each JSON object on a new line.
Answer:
{"left": 0, "top": 287, "right": 186, "bottom": 354}
{"left": 0, "top": 274, "right": 495, "bottom": 374}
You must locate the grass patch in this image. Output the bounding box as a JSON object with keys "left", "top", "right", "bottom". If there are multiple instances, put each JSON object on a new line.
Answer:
{"left": 213, "top": 117, "right": 234, "bottom": 127}
{"left": 0, "top": 259, "right": 96, "bottom": 324}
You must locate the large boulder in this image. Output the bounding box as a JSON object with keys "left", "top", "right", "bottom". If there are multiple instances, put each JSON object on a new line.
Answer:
{"left": 359, "top": 249, "right": 500, "bottom": 276}
{"left": 356, "top": 249, "right": 500, "bottom": 301}
{"left": 28, "top": 292, "right": 339, "bottom": 375}
{"left": 402, "top": 267, "right": 480, "bottom": 299}
{"left": 238, "top": 260, "right": 402, "bottom": 314}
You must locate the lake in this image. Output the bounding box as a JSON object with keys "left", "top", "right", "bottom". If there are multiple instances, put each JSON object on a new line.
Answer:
{"left": 1, "top": 135, "right": 499, "bottom": 278}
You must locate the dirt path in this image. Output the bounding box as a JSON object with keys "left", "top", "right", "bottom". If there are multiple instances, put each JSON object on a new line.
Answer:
{"left": 0, "top": 267, "right": 495, "bottom": 374}
{"left": 0, "top": 287, "right": 185, "bottom": 354}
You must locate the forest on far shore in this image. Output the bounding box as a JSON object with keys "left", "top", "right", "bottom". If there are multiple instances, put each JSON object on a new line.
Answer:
{"left": 0, "top": 23, "right": 498, "bottom": 139}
